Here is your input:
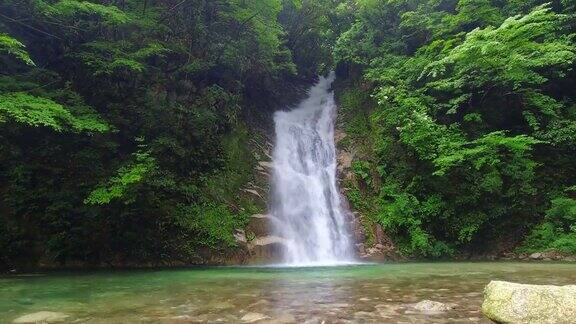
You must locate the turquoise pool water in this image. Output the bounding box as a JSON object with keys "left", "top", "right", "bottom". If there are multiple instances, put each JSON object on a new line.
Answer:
{"left": 1, "top": 262, "right": 575, "bottom": 323}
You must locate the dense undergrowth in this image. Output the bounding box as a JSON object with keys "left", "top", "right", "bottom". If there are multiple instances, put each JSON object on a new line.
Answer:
{"left": 0, "top": 0, "right": 338, "bottom": 269}
{"left": 334, "top": 0, "right": 576, "bottom": 257}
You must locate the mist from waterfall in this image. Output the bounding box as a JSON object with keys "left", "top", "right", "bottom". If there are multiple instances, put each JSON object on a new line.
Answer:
{"left": 270, "top": 72, "right": 355, "bottom": 266}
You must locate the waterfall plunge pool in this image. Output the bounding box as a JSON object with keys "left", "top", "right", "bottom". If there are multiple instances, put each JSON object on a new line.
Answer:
{"left": 2, "top": 262, "right": 576, "bottom": 323}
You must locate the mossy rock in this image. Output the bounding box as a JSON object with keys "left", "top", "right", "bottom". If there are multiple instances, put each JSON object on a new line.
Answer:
{"left": 482, "top": 280, "right": 576, "bottom": 323}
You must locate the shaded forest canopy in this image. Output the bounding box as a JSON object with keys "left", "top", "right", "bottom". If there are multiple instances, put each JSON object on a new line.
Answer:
{"left": 0, "top": 0, "right": 575, "bottom": 269}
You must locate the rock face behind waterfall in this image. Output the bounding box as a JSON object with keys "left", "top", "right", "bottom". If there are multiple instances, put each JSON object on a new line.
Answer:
{"left": 482, "top": 280, "right": 576, "bottom": 323}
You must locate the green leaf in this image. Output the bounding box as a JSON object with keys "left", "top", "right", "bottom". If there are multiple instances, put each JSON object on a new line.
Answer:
{"left": 0, "top": 92, "right": 109, "bottom": 132}
{"left": 0, "top": 34, "right": 35, "bottom": 66}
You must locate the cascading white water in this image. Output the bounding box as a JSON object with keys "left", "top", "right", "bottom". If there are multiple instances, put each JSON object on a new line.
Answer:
{"left": 270, "top": 72, "right": 355, "bottom": 266}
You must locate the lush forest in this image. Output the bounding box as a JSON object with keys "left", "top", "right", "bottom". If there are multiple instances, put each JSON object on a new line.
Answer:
{"left": 0, "top": 0, "right": 339, "bottom": 269}
{"left": 1, "top": 0, "right": 575, "bottom": 270}
{"left": 335, "top": 0, "right": 576, "bottom": 257}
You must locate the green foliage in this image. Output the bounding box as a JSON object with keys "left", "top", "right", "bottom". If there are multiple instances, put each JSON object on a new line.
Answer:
{"left": 76, "top": 40, "right": 169, "bottom": 76}
{"left": 352, "top": 161, "right": 372, "bottom": 185}
{"left": 336, "top": 1, "right": 576, "bottom": 256}
{"left": 175, "top": 202, "right": 248, "bottom": 248}
{"left": 434, "top": 131, "right": 540, "bottom": 177}
{"left": 47, "top": 0, "right": 130, "bottom": 25}
{"left": 338, "top": 87, "right": 372, "bottom": 140}
{"left": 520, "top": 188, "right": 576, "bottom": 254}
{"left": 0, "top": 0, "right": 335, "bottom": 269}
{"left": 2, "top": 0, "right": 574, "bottom": 268}
{"left": 0, "top": 92, "right": 109, "bottom": 132}
{"left": 85, "top": 150, "right": 156, "bottom": 205}
{"left": 422, "top": 5, "right": 575, "bottom": 96}
{"left": 0, "top": 34, "right": 34, "bottom": 65}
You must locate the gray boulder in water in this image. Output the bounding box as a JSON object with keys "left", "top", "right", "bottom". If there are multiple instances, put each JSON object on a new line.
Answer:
{"left": 482, "top": 280, "right": 576, "bottom": 323}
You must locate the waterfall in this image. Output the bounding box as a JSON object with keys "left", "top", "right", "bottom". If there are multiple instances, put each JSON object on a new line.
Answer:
{"left": 270, "top": 72, "right": 355, "bottom": 266}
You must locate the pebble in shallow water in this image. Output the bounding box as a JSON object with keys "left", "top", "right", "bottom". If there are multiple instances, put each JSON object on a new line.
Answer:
{"left": 241, "top": 312, "right": 270, "bottom": 323}
{"left": 410, "top": 300, "right": 456, "bottom": 314}
{"left": 13, "top": 311, "right": 70, "bottom": 323}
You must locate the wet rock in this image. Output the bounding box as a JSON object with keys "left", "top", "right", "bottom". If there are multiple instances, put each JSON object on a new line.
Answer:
{"left": 351, "top": 214, "right": 366, "bottom": 243}
{"left": 334, "top": 129, "right": 347, "bottom": 144}
{"left": 302, "top": 317, "right": 324, "bottom": 324}
{"left": 246, "top": 214, "right": 273, "bottom": 238}
{"left": 234, "top": 229, "right": 247, "bottom": 246}
{"left": 542, "top": 250, "right": 573, "bottom": 261}
{"left": 243, "top": 214, "right": 286, "bottom": 263}
{"left": 355, "top": 243, "right": 366, "bottom": 255}
{"left": 258, "top": 161, "right": 274, "bottom": 169}
{"left": 337, "top": 150, "right": 353, "bottom": 174}
{"left": 482, "top": 280, "right": 576, "bottom": 323}
{"left": 189, "top": 313, "right": 231, "bottom": 323}
{"left": 411, "top": 300, "right": 455, "bottom": 313}
{"left": 331, "top": 303, "right": 350, "bottom": 308}
{"left": 169, "top": 315, "right": 193, "bottom": 322}
{"left": 353, "top": 311, "right": 377, "bottom": 319}
{"left": 358, "top": 224, "right": 401, "bottom": 262}
{"left": 13, "top": 311, "right": 70, "bottom": 323}
{"left": 242, "top": 188, "right": 265, "bottom": 202}
{"left": 247, "top": 299, "right": 271, "bottom": 310}
{"left": 529, "top": 252, "right": 543, "bottom": 260}
{"left": 249, "top": 235, "right": 287, "bottom": 263}
{"left": 264, "top": 313, "right": 296, "bottom": 324}
{"left": 525, "top": 250, "right": 576, "bottom": 261}
{"left": 500, "top": 252, "right": 516, "bottom": 260}
{"left": 375, "top": 304, "right": 403, "bottom": 318}
{"left": 210, "top": 301, "right": 235, "bottom": 310}
{"left": 241, "top": 312, "right": 270, "bottom": 323}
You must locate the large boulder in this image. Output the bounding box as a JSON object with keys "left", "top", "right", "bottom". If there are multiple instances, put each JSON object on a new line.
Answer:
{"left": 482, "top": 280, "right": 576, "bottom": 323}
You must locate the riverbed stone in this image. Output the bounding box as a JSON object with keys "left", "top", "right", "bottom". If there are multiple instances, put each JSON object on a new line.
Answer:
{"left": 13, "top": 311, "right": 70, "bottom": 323}
{"left": 411, "top": 300, "right": 455, "bottom": 313}
{"left": 482, "top": 280, "right": 576, "bottom": 323}
{"left": 241, "top": 312, "right": 270, "bottom": 323}
{"left": 375, "top": 303, "right": 403, "bottom": 318}
{"left": 264, "top": 313, "right": 296, "bottom": 324}
{"left": 529, "top": 252, "right": 543, "bottom": 260}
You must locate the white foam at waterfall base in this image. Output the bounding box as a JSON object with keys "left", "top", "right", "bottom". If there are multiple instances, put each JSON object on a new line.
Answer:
{"left": 270, "top": 72, "right": 356, "bottom": 267}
